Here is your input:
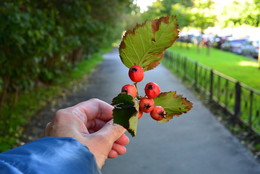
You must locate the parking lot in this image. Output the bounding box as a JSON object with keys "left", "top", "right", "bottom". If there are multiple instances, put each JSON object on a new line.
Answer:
{"left": 178, "top": 33, "right": 259, "bottom": 59}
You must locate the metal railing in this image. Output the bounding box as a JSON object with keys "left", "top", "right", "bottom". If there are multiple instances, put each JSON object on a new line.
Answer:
{"left": 164, "top": 51, "right": 260, "bottom": 135}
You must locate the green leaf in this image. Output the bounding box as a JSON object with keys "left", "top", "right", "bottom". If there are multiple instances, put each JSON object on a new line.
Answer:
{"left": 112, "top": 93, "right": 139, "bottom": 137}
{"left": 119, "top": 16, "right": 179, "bottom": 71}
{"left": 154, "top": 91, "right": 193, "bottom": 123}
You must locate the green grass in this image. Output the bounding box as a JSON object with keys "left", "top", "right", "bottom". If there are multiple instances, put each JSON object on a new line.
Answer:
{"left": 0, "top": 55, "right": 103, "bottom": 152}
{"left": 170, "top": 42, "right": 260, "bottom": 91}
{"left": 166, "top": 42, "right": 260, "bottom": 134}
{"left": 58, "top": 56, "right": 103, "bottom": 87}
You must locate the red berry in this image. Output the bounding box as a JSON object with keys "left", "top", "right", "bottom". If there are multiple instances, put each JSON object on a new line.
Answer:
{"left": 121, "top": 84, "right": 137, "bottom": 98}
{"left": 138, "top": 111, "right": 143, "bottom": 119}
{"left": 150, "top": 106, "right": 166, "bottom": 121}
{"left": 139, "top": 97, "right": 154, "bottom": 113}
{"left": 128, "top": 65, "right": 144, "bottom": 82}
{"left": 145, "top": 82, "right": 161, "bottom": 99}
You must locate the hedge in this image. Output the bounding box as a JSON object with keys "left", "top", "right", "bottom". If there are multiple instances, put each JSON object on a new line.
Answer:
{"left": 0, "top": 0, "right": 134, "bottom": 151}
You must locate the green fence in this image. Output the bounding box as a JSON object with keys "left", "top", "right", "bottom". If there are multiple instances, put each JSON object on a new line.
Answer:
{"left": 164, "top": 51, "right": 260, "bottom": 135}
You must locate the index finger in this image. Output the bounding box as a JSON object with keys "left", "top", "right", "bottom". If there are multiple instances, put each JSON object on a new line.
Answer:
{"left": 74, "top": 98, "right": 114, "bottom": 127}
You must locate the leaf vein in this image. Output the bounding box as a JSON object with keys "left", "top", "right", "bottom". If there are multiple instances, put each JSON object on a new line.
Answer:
{"left": 139, "top": 31, "right": 146, "bottom": 62}
{"left": 122, "top": 50, "right": 135, "bottom": 66}
{"left": 128, "top": 37, "right": 140, "bottom": 64}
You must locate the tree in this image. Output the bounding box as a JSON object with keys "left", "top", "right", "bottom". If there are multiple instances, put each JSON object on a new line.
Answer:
{"left": 161, "top": 0, "right": 193, "bottom": 15}
{"left": 217, "top": 0, "right": 260, "bottom": 27}
{"left": 139, "top": 0, "right": 193, "bottom": 29}
{"left": 0, "top": 0, "right": 136, "bottom": 151}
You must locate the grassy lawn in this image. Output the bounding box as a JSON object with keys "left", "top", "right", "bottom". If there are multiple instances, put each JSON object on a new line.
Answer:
{"left": 166, "top": 42, "right": 260, "bottom": 135}
{"left": 170, "top": 42, "right": 260, "bottom": 91}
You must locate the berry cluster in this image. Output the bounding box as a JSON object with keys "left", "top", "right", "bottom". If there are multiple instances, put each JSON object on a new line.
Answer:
{"left": 121, "top": 65, "right": 166, "bottom": 121}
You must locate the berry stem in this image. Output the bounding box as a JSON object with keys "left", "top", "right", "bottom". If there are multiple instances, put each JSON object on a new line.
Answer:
{"left": 134, "top": 82, "right": 141, "bottom": 99}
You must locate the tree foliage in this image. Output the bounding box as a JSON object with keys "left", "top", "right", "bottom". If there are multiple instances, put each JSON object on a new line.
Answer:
{"left": 219, "top": 0, "right": 260, "bottom": 27}
{"left": 0, "top": 0, "right": 133, "bottom": 103}
{"left": 139, "top": 0, "right": 259, "bottom": 31}
{"left": 0, "top": 0, "right": 134, "bottom": 151}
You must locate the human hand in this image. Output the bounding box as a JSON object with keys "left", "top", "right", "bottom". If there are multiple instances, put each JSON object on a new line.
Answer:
{"left": 44, "top": 98, "right": 129, "bottom": 169}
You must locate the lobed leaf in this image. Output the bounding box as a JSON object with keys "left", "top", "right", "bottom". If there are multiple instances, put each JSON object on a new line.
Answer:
{"left": 112, "top": 93, "right": 139, "bottom": 136}
{"left": 154, "top": 91, "right": 193, "bottom": 123}
{"left": 119, "top": 16, "right": 179, "bottom": 71}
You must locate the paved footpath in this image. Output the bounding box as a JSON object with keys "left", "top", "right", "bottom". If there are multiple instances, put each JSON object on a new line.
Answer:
{"left": 25, "top": 48, "right": 260, "bottom": 174}
{"left": 99, "top": 49, "right": 260, "bottom": 174}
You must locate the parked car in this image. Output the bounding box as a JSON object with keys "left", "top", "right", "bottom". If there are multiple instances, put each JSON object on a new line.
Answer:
{"left": 212, "top": 36, "right": 230, "bottom": 49}
{"left": 241, "top": 40, "right": 259, "bottom": 58}
{"left": 221, "top": 39, "right": 248, "bottom": 54}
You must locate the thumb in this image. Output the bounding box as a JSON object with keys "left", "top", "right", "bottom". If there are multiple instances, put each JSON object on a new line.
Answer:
{"left": 98, "top": 120, "right": 126, "bottom": 143}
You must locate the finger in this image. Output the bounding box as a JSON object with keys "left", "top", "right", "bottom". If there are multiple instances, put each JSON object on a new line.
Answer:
{"left": 115, "top": 134, "right": 130, "bottom": 146}
{"left": 96, "top": 99, "right": 114, "bottom": 121}
{"left": 108, "top": 149, "right": 118, "bottom": 158}
{"left": 75, "top": 98, "right": 114, "bottom": 122}
{"left": 86, "top": 119, "right": 107, "bottom": 131}
{"left": 44, "top": 122, "right": 52, "bottom": 136}
{"left": 53, "top": 99, "right": 112, "bottom": 132}
{"left": 97, "top": 121, "right": 126, "bottom": 143}
{"left": 111, "top": 143, "right": 127, "bottom": 155}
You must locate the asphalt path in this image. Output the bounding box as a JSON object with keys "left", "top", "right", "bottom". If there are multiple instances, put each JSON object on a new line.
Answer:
{"left": 97, "top": 49, "right": 259, "bottom": 174}
{"left": 25, "top": 48, "right": 260, "bottom": 174}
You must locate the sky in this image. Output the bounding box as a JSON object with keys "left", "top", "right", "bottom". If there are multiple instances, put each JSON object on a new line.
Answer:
{"left": 134, "top": 0, "right": 157, "bottom": 12}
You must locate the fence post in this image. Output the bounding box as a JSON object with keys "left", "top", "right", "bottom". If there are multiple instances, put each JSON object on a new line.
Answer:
{"left": 194, "top": 62, "right": 198, "bottom": 88}
{"left": 248, "top": 90, "right": 253, "bottom": 130}
{"left": 209, "top": 69, "right": 214, "bottom": 102}
{"left": 183, "top": 57, "right": 187, "bottom": 80}
{"left": 171, "top": 52, "right": 174, "bottom": 69}
{"left": 176, "top": 54, "right": 179, "bottom": 73}
{"left": 234, "top": 82, "right": 241, "bottom": 120}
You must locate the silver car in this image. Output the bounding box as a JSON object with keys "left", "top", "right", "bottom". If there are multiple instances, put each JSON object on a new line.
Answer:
{"left": 241, "top": 40, "right": 259, "bottom": 58}
{"left": 221, "top": 39, "right": 248, "bottom": 54}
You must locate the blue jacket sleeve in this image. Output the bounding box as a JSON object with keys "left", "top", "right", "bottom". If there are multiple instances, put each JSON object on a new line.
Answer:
{"left": 0, "top": 137, "right": 101, "bottom": 174}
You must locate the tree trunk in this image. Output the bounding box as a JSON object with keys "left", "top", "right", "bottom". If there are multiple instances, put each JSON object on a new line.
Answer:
{"left": 197, "top": 43, "right": 200, "bottom": 54}
{"left": 258, "top": 46, "right": 260, "bottom": 69}
{"left": 186, "top": 42, "right": 189, "bottom": 50}
{"left": 207, "top": 45, "right": 210, "bottom": 56}
{"left": 0, "top": 77, "right": 10, "bottom": 109}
